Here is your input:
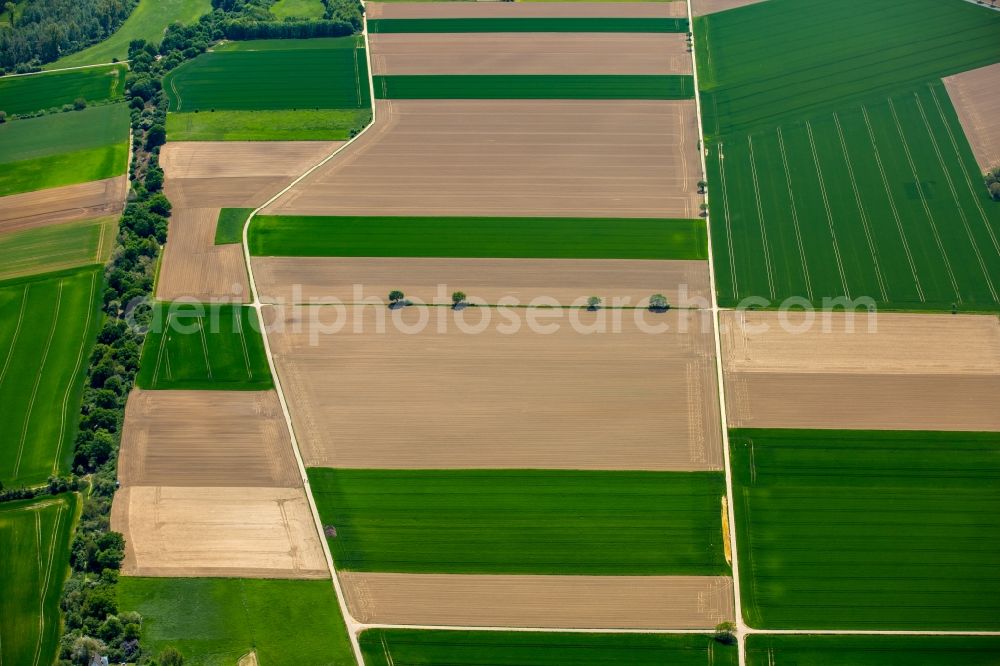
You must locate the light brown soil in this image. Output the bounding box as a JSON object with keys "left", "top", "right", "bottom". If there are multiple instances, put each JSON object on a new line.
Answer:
{"left": 0, "top": 176, "right": 127, "bottom": 234}
{"left": 367, "top": 1, "right": 688, "bottom": 19}
{"left": 339, "top": 572, "right": 734, "bottom": 629}
{"left": 112, "top": 486, "right": 328, "bottom": 579}
{"left": 252, "top": 257, "right": 711, "bottom": 308}
{"left": 721, "top": 311, "right": 1000, "bottom": 430}
{"left": 369, "top": 33, "right": 692, "bottom": 76}
{"left": 692, "top": 0, "right": 768, "bottom": 16}
{"left": 118, "top": 389, "right": 300, "bottom": 488}
{"left": 155, "top": 207, "right": 249, "bottom": 302}
{"left": 264, "top": 305, "right": 723, "bottom": 470}
{"left": 944, "top": 62, "right": 1000, "bottom": 172}
{"left": 265, "top": 100, "right": 701, "bottom": 218}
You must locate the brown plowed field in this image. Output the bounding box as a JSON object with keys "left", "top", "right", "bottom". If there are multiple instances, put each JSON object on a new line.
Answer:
{"left": 339, "top": 572, "right": 734, "bottom": 629}
{"left": 253, "top": 257, "right": 711, "bottom": 308}
{"left": 944, "top": 62, "right": 1000, "bottom": 172}
{"left": 367, "top": 1, "right": 688, "bottom": 19}
{"left": 264, "top": 305, "right": 722, "bottom": 470}
{"left": 722, "top": 311, "right": 1000, "bottom": 430}
{"left": 112, "top": 486, "right": 328, "bottom": 579}
{"left": 263, "top": 99, "right": 701, "bottom": 218}
{"left": 155, "top": 207, "right": 249, "bottom": 302}
{"left": 692, "top": 0, "right": 768, "bottom": 16}
{"left": 369, "top": 33, "right": 691, "bottom": 76}
{"left": 118, "top": 389, "right": 300, "bottom": 487}
{"left": 0, "top": 176, "right": 127, "bottom": 234}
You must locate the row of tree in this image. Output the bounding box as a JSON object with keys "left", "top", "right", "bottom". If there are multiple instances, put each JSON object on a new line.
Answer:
{"left": 387, "top": 290, "right": 672, "bottom": 311}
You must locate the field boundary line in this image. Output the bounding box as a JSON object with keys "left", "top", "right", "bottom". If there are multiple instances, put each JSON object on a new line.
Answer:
{"left": 53, "top": 271, "right": 98, "bottom": 474}
{"left": 5, "top": 61, "right": 128, "bottom": 77}
{"left": 860, "top": 106, "right": 925, "bottom": 302}
{"left": 832, "top": 113, "right": 887, "bottom": 301}
{"left": 0, "top": 284, "right": 29, "bottom": 390}
{"left": 888, "top": 97, "right": 961, "bottom": 301}
{"left": 746, "top": 135, "right": 776, "bottom": 299}
{"left": 197, "top": 318, "right": 213, "bottom": 380}
{"left": 805, "top": 121, "right": 850, "bottom": 298}
{"left": 775, "top": 127, "right": 813, "bottom": 301}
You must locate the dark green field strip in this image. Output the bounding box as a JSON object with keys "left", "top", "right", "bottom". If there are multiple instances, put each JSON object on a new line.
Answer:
{"left": 166, "top": 108, "right": 370, "bottom": 141}
{"left": 0, "top": 143, "right": 129, "bottom": 198}
{"left": 136, "top": 303, "right": 272, "bottom": 391}
{"left": 0, "top": 103, "right": 129, "bottom": 164}
{"left": 730, "top": 429, "right": 1000, "bottom": 630}
{"left": 118, "top": 578, "right": 354, "bottom": 666}
{"left": 211, "top": 35, "right": 363, "bottom": 51}
{"left": 164, "top": 41, "right": 369, "bottom": 111}
{"left": 374, "top": 74, "right": 694, "bottom": 99}
{"left": 746, "top": 635, "right": 1000, "bottom": 666}
{"left": 0, "top": 495, "right": 78, "bottom": 666}
{"left": 0, "top": 65, "right": 127, "bottom": 115}
{"left": 368, "top": 17, "right": 689, "bottom": 33}
{"left": 309, "top": 468, "right": 729, "bottom": 575}
{"left": 251, "top": 215, "right": 708, "bottom": 259}
{"left": 215, "top": 208, "right": 255, "bottom": 244}
{"left": 0, "top": 267, "right": 102, "bottom": 486}
{"left": 361, "top": 630, "right": 737, "bottom": 666}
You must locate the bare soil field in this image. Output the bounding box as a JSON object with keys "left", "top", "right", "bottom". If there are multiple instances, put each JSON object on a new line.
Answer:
{"left": 0, "top": 176, "right": 127, "bottom": 234}
{"left": 339, "top": 572, "right": 734, "bottom": 629}
{"left": 944, "top": 62, "right": 1000, "bottom": 171}
{"left": 253, "top": 257, "right": 711, "bottom": 308}
{"left": 263, "top": 99, "right": 701, "bottom": 218}
{"left": 722, "top": 311, "right": 1000, "bottom": 430}
{"left": 118, "top": 389, "right": 300, "bottom": 488}
{"left": 692, "top": 0, "right": 768, "bottom": 16}
{"left": 369, "top": 33, "right": 691, "bottom": 76}
{"left": 155, "top": 207, "right": 250, "bottom": 302}
{"left": 264, "top": 305, "right": 722, "bottom": 470}
{"left": 112, "top": 486, "right": 328, "bottom": 579}
{"left": 367, "top": 2, "right": 688, "bottom": 19}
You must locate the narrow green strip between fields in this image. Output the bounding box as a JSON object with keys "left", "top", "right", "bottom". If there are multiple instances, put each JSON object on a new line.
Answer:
{"left": 251, "top": 216, "right": 708, "bottom": 260}
{"left": 215, "top": 208, "right": 255, "bottom": 245}
{"left": 166, "top": 108, "right": 370, "bottom": 141}
{"left": 0, "top": 65, "right": 127, "bottom": 115}
{"left": 368, "top": 17, "right": 689, "bottom": 33}
{"left": 373, "top": 74, "right": 694, "bottom": 99}
{"left": 0, "top": 143, "right": 128, "bottom": 197}
{"left": 746, "top": 634, "right": 1000, "bottom": 666}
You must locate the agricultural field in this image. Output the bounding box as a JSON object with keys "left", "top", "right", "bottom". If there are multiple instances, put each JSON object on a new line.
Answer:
{"left": 0, "top": 267, "right": 102, "bottom": 486}
{"left": 0, "top": 65, "right": 126, "bottom": 115}
{"left": 746, "top": 635, "right": 1000, "bottom": 666}
{"left": 0, "top": 216, "right": 116, "bottom": 280}
{"left": 135, "top": 303, "right": 272, "bottom": 391}
{"left": 373, "top": 74, "right": 694, "bottom": 99}
{"left": 49, "top": 0, "right": 213, "bottom": 68}
{"left": 270, "top": 0, "right": 325, "bottom": 19}
{"left": 117, "top": 577, "right": 355, "bottom": 666}
{"left": 308, "top": 468, "right": 728, "bottom": 575}
{"left": 0, "top": 495, "right": 78, "bottom": 666}
{"left": 166, "top": 108, "right": 370, "bottom": 141}
{"left": 214, "top": 208, "right": 254, "bottom": 245}
{"left": 730, "top": 429, "right": 1000, "bottom": 629}
{"left": 0, "top": 177, "right": 129, "bottom": 234}
{"left": 365, "top": 1, "right": 689, "bottom": 19}
{"left": 698, "top": 0, "right": 1000, "bottom": 309}
{"left": 367, "top": 18, "right": 688, "bottom": 32}
{"left": 361, "top": 630, "right": 738, "bottom": 666}
{"left": 945, "top": 61, "right": 1000, "bottom": 172}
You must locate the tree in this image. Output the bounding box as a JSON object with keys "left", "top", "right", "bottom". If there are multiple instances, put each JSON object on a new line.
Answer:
{"left": 587, "top": 296, "right": 601, "bottom": 310}
{"left": 73, "top": 97, "right": 87, "bottom": 110}
{"left": 388, "top": 290, "right": 405, "bottom": 306}
{"left": 70, "top": 636, "right": 106, "bottom": 665}
{"left": 699, "top": 203, "right": 709, "bottom": 216}
{"left": 648, "top": 294, "right": 669, "bottom": 312}
{"left": 451, "top": 291, "right": 466, "bottom": 308}
{"left": 0, "top": 111, "right": 6, "bottom": 124}
{"left": 145, "top": 124, "right": 167, "bottom": 150}
{"left": 159, "top": 646, "right": 185, "bottom": 666}
{"left": 990, "top": 181, "right": 1000, "bottom": 202}
{"left": 3, "top": 2, "right": 14, "bottom": 27}
{"left": 714, "top": 621, "right": 737, "bottom": 645}
{"left": 697, "top": 179, "right": 707, "bottom": 193}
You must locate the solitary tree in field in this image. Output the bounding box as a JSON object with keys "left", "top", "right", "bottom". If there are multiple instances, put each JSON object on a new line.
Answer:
{"left": 159, "top": 646, "right": 185, "bottom": 666}
{"left": 714, "top": 622, "right": 737, "bottom": 645}
{"left": 73, "top": 97, "right": 87, "bottom": 110}
{"left": 388, "top": 290, "right": 405, "bottom": 307}
{"left": 697, "top": 180, "right": 708, "bottom": 194}
{"left": 699, "top": 203, "right": 709, "bottom": 216}
{"left": 451, "top": 291, "right": 466, "bottom": 309}
{"left": 587, "top": 296, "right": 602, "bottom": 311}
{"left": 649, "top": 294, "right": 669, "bottom": 312}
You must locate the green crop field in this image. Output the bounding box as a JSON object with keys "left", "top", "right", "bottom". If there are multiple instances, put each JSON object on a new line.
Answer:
{"left": 211, "top": 37, "right": 362, "bottom": 52}
{"left": 730, "top": 429, "right": 1000, "bottom": 630}
{"left": 0, "top": 65, "right": 126, "bottom": 115}
{"left": 164, "top": 38, "right": 369, "bottom": 111}
{"left": 0, "top": 495, "right": 78, "bottom": 666}
{"left": 0, "top": 104, "right": 129, "bottom": 164}
{"left": 309, "top": 469, "right": 729, "bottom": 575}
{"left": 270, "top": 0, "right": 325, "bottom": 19}
{"left": 0, "top": 143, "right": 129, "bottom": 197}
{"left": 117, "top": 577, "right": 354, "bottom": 666}
{"left": 368, "top": 17, "right": 688, "bottom": 33}
{"left": 361, "top": 630, "right": 737, "bottom": 666}
{"left": 136, "top": 303, "right": 272, "bottom": 391}
{"left": 373, "top": 74, "right": 694, "bottom": 100}
{"left": 746, "top": 635, "right": 1000, "bottom": 666}
{"left": 697, "top": 0, "right": 1000, "bottom": 310}
{"left": 0, "top": 268, "right": 102, "bottom": 487}
{"left": 50, "top": 0, "right": 213, "bottom": 68}
{"left": 215, "top": 208, "right": 255, "bottom": 245}
{"left": 250, "top": 215, "right": 708, "bottom": 260}
{"left": 166, "top": 108, "right": 370, "bottom": 141}
{"left": 0, "top": 216, "right": 117, "bottom": 281}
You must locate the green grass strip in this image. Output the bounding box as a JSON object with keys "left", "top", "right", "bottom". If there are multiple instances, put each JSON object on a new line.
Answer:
{"left": 215, "top": 208, "right": 255, "bottom": 245}
{"left": 166, "top": 108, "right": 370, "bottom": 141}
{"left": 368, "top": 17, "right": 689, "bottom": 32}
{"left": 374, "top": 74, "right": 694, "bottom": 99}
{"left": 0, "top": 143, "right": 128, "bottom": 197}
{"left": 309, "top": 468, "right": 730, "bottom": 575}
{"left": 0, "top": 65, "right": 126, "bottom": 115}
{"left": 251, "top": 215, "right": 707, "bottom": 260}
{"left": 746, "top": 634, "right": 1000, "bottom": 666}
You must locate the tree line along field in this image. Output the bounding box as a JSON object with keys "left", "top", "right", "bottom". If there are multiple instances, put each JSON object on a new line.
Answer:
{"left": 308, "top": 469, "right": 729, "bottom": 575}
{"left": 373, "top": 74, "right": 694, "bottom": 100}
{"left": 746, "top": 635, "right": 1000, "bottom": 666}
{"left": 0, "top": 495, "right": 78, "bottom": 666}
{"left": 117, "top": 577, "right": 355, "bottom": 666}
{"left": 0, "top": 64, "right": 126, "bottom": 115}
{"left": 697, "top": 0, "right": 1000, "bottom": 309}
{"left": 0, "top": 216, "right": 117, "bottom": 280}
{"left": 367, "top": 17, "right": 689, "bottom": 33}
{"left": 250, "top": 215, "right": 708, "bottom": 260}
{"left": 730, "top": 429, "right": 1000, "bottom": 630}
{"left": 0, "top": 268, "right": 102, "bottom": 487}
{"left": 135, "top": 303, "right": 272, "bottom": 391}
{"left": 0, "top": 103, "right": 129, "bottom": 196}
{"left": 361, "top": 630, "right": 737, "bottom": 666}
